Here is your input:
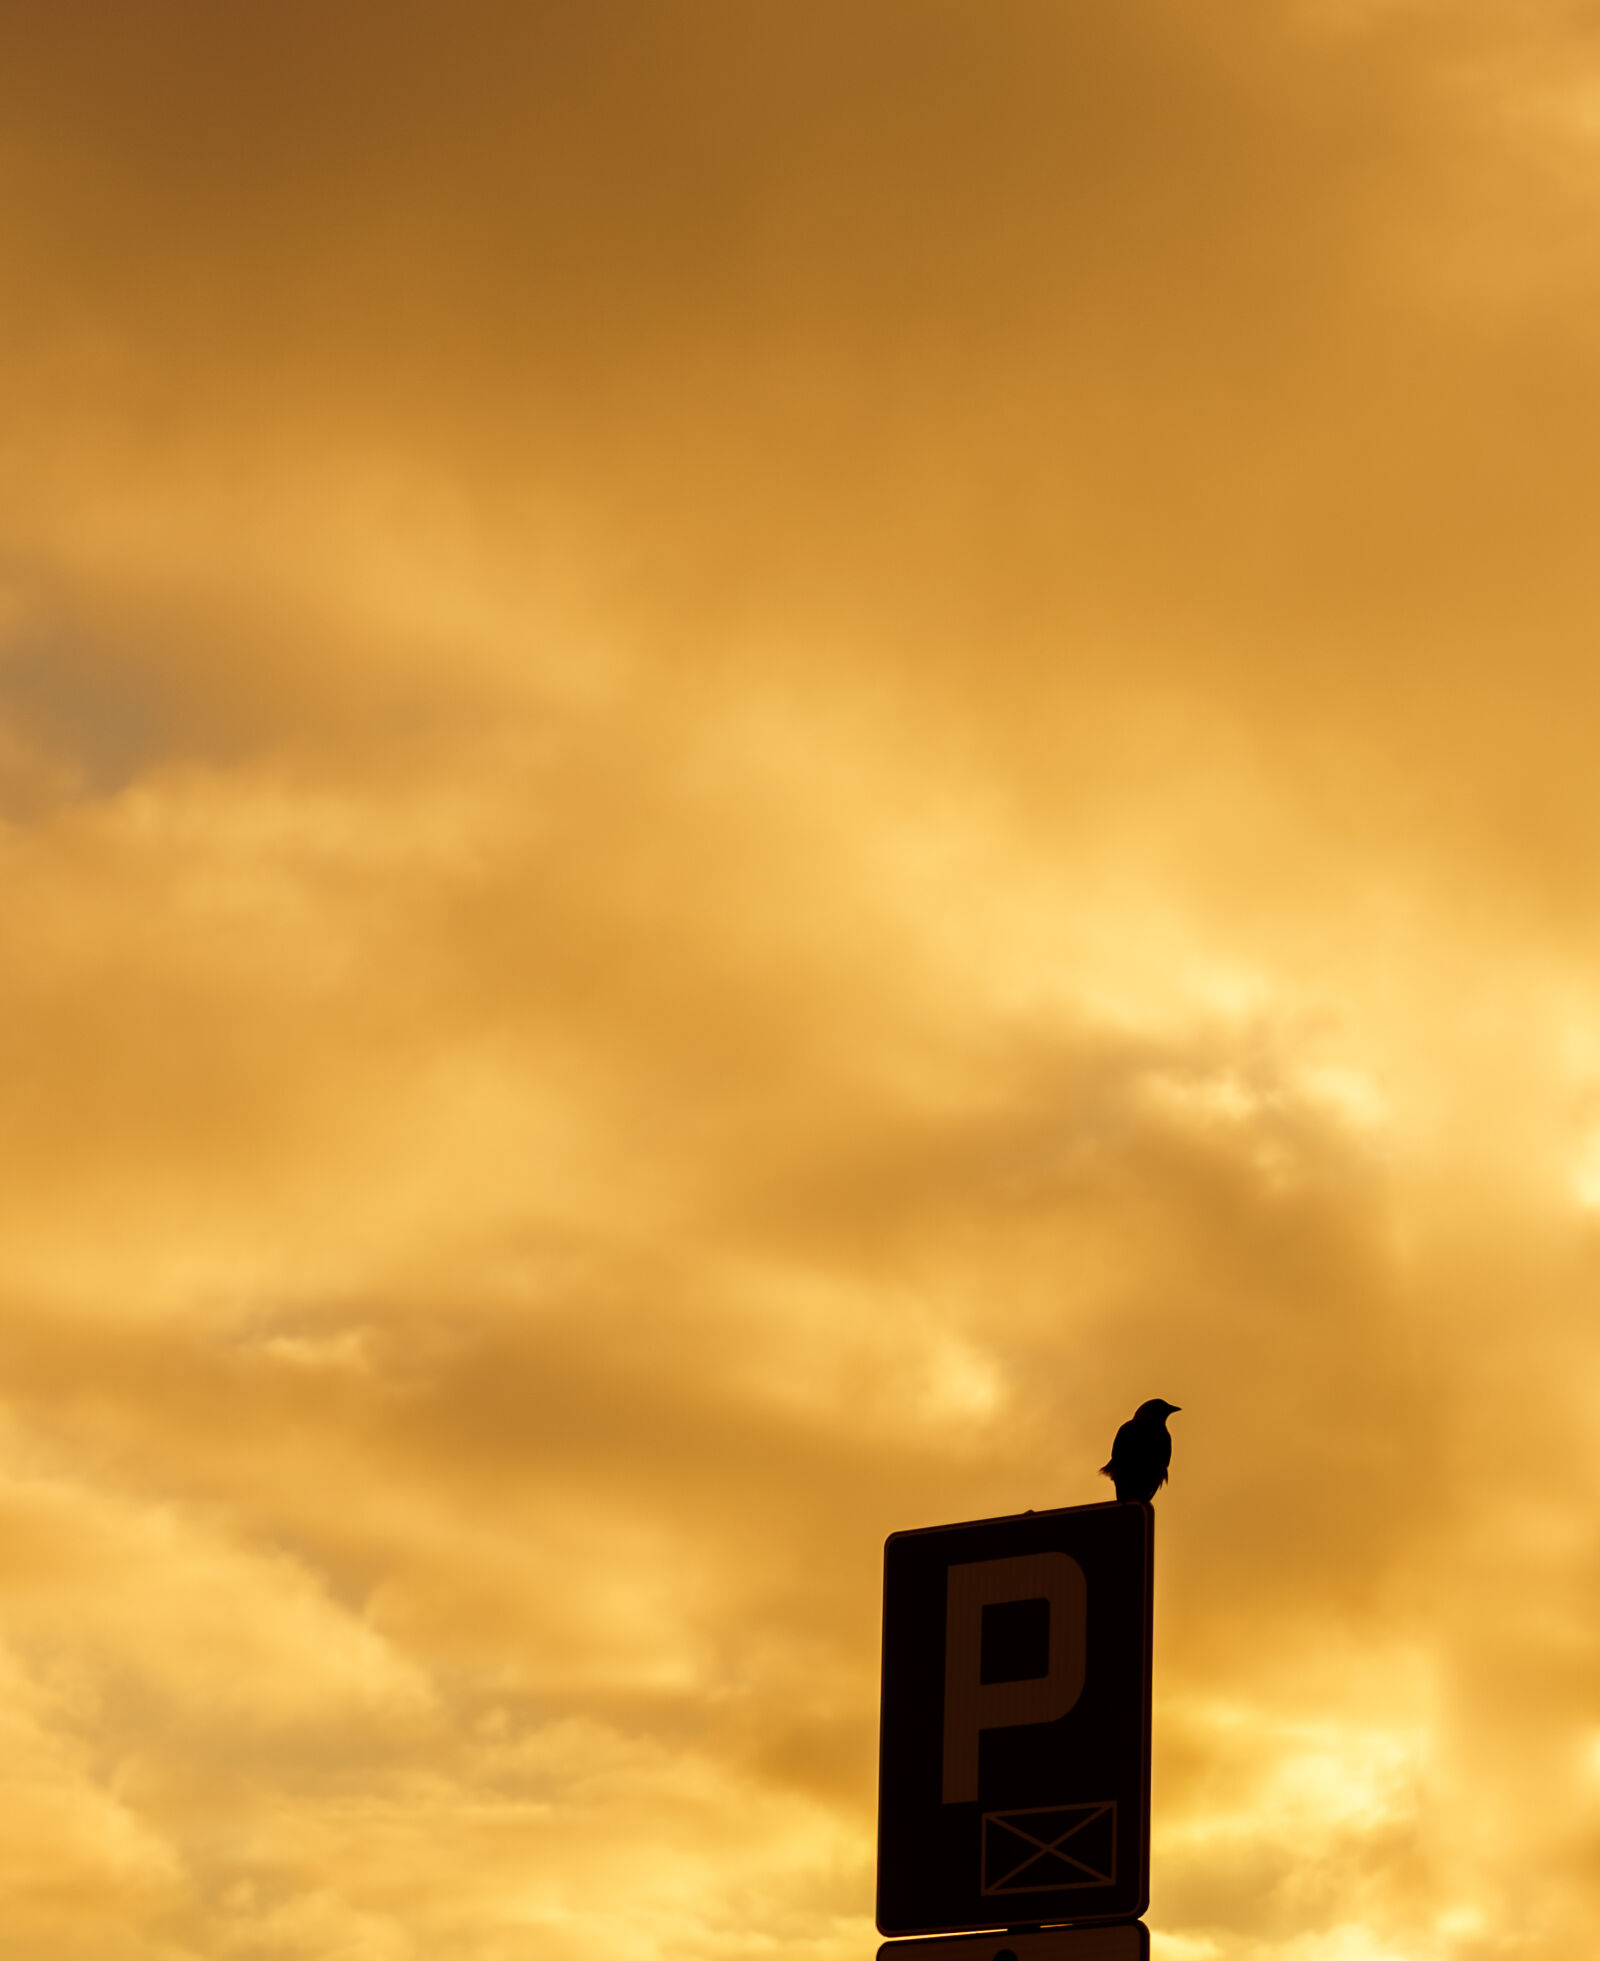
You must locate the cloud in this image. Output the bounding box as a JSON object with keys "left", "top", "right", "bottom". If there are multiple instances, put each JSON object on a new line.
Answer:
{"left": 0, "top": 2, "right": 1598, "bottom": 1957}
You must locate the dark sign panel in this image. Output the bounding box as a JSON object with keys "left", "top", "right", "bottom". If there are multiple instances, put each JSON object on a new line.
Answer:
{"left": 876, "top": 1501, "right": 1153, "bottom": 1938}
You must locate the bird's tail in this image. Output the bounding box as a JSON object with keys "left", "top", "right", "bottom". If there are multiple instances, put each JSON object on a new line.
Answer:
{"left": 1098, "top": 1460, "right": 1114, "bottom": 1480}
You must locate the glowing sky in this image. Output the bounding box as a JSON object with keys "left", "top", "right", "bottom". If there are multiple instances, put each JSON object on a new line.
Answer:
{"left": 2, "top": 4, "right": 1599, "bottom": 1957}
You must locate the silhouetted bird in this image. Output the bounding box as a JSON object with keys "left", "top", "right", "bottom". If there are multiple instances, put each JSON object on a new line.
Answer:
{"left": 1100, "top": 1399, "right": 1181, "bottom": 1502}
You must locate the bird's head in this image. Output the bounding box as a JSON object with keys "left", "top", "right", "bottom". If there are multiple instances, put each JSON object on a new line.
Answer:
{"left": 1135, "top": 1399, "right": 1181, "bottom": 1422}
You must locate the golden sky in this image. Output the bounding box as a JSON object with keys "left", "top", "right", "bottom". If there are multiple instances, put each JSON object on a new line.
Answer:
{"left": 2, "top": 3, "right": 1599, "bottom": 1957}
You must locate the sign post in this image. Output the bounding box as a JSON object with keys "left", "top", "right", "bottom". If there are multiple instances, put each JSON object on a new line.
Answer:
{"left": 876, "top": 1500, "right": 1153, "bottom": 1956}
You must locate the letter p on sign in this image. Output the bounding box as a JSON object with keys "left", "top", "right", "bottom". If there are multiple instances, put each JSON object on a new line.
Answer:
{"left": 942, "top": 1552, "right": 1087, "bottom": 1803}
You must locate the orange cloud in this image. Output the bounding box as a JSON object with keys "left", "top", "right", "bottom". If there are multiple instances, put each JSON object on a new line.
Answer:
{"left": 0, "top": 4, "right": 1598, "bottom": 1958}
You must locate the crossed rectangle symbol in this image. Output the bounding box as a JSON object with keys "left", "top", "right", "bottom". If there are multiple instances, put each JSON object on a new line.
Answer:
{"left": 980, "top": 1801, "right": 1117, "bottom": 1894}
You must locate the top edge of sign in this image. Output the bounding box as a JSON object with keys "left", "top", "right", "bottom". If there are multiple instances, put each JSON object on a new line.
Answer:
{"left": 884, "top": 1498, "right": 1151, "bottom": 1548}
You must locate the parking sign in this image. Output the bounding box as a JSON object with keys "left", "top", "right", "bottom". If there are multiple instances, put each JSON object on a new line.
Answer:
{"left": 876, "top": 1500, "right": 1153, "bottom": 1938}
